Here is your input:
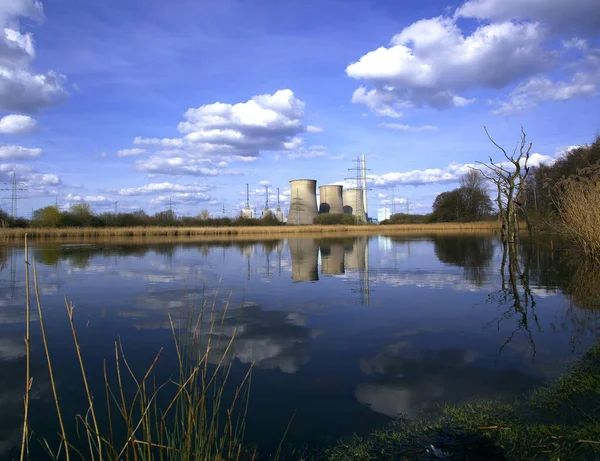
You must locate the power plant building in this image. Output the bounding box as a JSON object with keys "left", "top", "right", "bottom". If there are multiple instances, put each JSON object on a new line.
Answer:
{"left": 377, "top": 207, "right": 391, "bottom": 222}
{"left": 319, "top": 185, "right": 344, "bottom": 214}
{"left": 287, "top": 179, "right": 318, "bottom": 225}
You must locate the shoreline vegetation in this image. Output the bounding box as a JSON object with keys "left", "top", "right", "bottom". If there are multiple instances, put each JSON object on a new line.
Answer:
{"left": 1, "top": 222, "right": 499, "bottom": 239}
{"left": 322, "top": 342, "right": 600, "bottom": 461}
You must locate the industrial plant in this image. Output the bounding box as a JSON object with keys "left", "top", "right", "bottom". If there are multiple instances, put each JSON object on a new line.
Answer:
{"left": 240, "top": 153, "right": 370, "bottom": 225}
{"left": 238, "top": 153, "right": 370, "bottom": 224}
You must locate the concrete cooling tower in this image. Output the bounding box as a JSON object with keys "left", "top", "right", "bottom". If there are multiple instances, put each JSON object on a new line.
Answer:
{"left": 343, "top": 189, "right": 366, "bottom": 221}
{"left": 319, "top": 185, "right": 344, "bottom": 214}
{"left": 289, "top": 238, "right": 319, "bottom": 282}
{"left": 319, "top": 240, "right": 345, "bottom": 275}
{"left": 288, "top": 180, "right": 318, "bottom": 225}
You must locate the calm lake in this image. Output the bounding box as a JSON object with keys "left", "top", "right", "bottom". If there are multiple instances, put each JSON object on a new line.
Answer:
{"left": 1, "top": 233, "right": 599, "bottom": 458}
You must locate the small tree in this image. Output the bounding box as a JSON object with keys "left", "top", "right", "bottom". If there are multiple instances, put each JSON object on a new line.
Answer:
{"left": 198, "top": 209, "right": 211, "bottom": 220}
{"left": 69, "top": 202, "right": 93, "bottom": 226}
{"left": 33, "top": 206, "right": 62, "bottom": 228}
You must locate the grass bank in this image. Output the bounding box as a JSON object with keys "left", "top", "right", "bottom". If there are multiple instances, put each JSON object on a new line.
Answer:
{"left": 1, "top": 222, "right": 499, "bottom": 239}
{"left": 321, "top": 344, "right": 600, "bottom": 461}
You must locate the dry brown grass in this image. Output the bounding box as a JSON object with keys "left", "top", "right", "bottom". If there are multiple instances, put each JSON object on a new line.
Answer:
{"left": 0, "top": 222, "right": 499, "bottom": 240}
{"left": 554, "top": 177, "right": 600, "bottom": 259}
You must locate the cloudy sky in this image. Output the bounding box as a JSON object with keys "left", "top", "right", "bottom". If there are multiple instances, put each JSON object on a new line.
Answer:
{"left": 0, "top": 0, "right": 598, "bottom": 217}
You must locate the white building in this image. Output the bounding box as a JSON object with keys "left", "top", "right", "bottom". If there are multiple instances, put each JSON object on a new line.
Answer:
{"left": 241, "top": 207, "right": 254, "bottom": 218}
{"left": 377, "top": 207, "right": 391, "bottom": 222}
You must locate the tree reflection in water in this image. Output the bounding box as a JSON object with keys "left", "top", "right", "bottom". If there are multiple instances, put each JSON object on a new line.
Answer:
{"left": 528, "top": 240, "right": 600, "bottom": 348}
{"left": 484, "top": 240, "right": 540, "bottom": 358}
{"left": 433, "top": 235, "right": 494, "bottom": 287}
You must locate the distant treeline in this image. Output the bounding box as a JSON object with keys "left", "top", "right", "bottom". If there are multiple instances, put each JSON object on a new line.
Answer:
{"left": 0, "top": 205, "right": 285, "bottom": 229}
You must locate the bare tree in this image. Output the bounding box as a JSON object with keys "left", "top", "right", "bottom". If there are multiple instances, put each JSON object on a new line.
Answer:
{"left": 460, "top": 169, "right": 486, "bottom": 191}
{"left": 475, "top": 126, "right": 533, "bottom": 243}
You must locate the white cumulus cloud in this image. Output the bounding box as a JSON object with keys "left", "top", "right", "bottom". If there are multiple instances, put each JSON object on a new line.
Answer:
{"left": 0, "top": 114, "right": 37, "bottom": 134}
{"left": 456, "top": 0, "right": 600, "bottom": 35}
{"left": 133, "top": 156, "right": 243, "bottom": 177}
{"left": 0, "top": 0, "right": 67, "bottom": 113}
{"left": 0, "top": 144, "right": 41, "bottom": 160}
{"left": 371, "top": 153, "right": 556, "bottom": 188}
{"left": 64, "top": 193, "right": 111, "bottom": 204}
{"left": 491, "top": 45, "right": 600, "bottom": 114}
{"left": 129, "top": 89, "right": 313, "bottom": 176}
{"left": 347, "top": 17, "right": 552, "bottom": 113}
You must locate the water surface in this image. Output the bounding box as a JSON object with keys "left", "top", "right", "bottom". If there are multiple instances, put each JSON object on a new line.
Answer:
{"left": 0, "top": 234, "right": 598, "bottom": 458}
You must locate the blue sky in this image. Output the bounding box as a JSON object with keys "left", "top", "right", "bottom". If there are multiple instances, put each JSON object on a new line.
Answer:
{"left": 0, "top": 0, "right": 599, "bottom": 218}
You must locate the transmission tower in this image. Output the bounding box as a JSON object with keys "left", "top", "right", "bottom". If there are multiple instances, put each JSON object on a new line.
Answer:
{"left": 0, "top": 172, "right": 27, "bottom": 218}
{"left": 387, "top": 185, "right": 397, "bottom": 216}
{"left": 345, "top": 156, "right": 371, "bottom": 224}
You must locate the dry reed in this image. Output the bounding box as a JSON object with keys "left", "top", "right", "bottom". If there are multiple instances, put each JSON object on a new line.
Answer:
{"left": 19, "top": 235, "right": 31, "bottom": 461}
{"left": 19, "top": 239, "right": 255, "bottom": 460}
{"left": 553, "top": 176, "right": 600, "bottom": 259}
{"left": 1, "top": 222, "right": 499, "bottom": 240}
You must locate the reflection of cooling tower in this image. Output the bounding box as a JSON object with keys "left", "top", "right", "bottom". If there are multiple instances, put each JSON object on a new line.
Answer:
{"left": 344, "top": 237, "right": 367, "bottom": 270}
{"left": 319, "top": 185, "right": 344, "bottom": 214}
{"left": 289, "top": 239, "right": 319, "bottom": 282}
{"left": 288, "top": 180, "right": 318, "bottom": 225}
{"left": 320, "top": 241, "right": 345, "bottom": 275}
{"left": 343, "top": 189, "right": 366, "bottom": 220}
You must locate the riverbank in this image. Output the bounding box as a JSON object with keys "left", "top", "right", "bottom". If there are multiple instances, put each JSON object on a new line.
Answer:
{"left": 0, "top": 222, "right": 499, "bottom": 239}
{"left": 320, "top": 343, "right": 600, "bottom": 461}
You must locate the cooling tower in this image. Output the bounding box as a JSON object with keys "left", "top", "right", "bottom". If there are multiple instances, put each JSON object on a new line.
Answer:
{"left": 319, "top": 240, "right": 345, "bottom": 275}
{"left": 319, "top": 185, "right": 344, "bottom": 214}
{"left": 343, "top": 189, "right": 366, "bottom": 221}
{"left": 289, "top": 238, "right": 319, "bottom": 282}
{"left": 288, "top": 180, "right": 318, "bottom": 225}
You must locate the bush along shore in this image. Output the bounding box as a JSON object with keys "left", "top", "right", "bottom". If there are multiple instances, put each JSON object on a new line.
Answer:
{"left": 319, "top": 343, "right": 600, "bottom": 461}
